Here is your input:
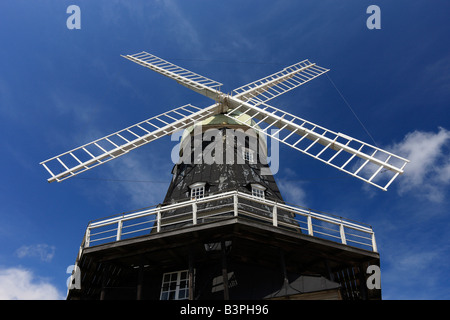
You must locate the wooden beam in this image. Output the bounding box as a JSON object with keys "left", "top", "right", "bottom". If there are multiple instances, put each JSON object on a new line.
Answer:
{"left": 188, "top": 252, "right": 195, "bottom": 300}
{"left": 136, "top": 260, "right": 144, "bottom": 300}
{"left": 221, "top": 240, "right": 230, "bottom": 300}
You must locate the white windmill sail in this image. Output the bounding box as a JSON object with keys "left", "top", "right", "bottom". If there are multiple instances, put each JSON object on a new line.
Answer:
{"left": 121, "top": 52, "right": 223, "bottom": 100}
{"left": 40, "top": 104, "right": 221, "bottom": 183}
{"left": 223, "top": 100, "right": 409, "bottom": 191}
{"left": 231, "top": 59, "right": 329, "bottom": 106}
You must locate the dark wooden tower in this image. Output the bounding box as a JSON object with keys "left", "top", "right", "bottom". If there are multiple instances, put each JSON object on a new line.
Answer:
{"left": 66, "top": 114, "right": 381, "bottom": 300}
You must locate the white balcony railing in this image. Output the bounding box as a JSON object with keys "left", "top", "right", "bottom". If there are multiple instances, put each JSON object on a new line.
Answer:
{"left": 79, "top": 191, "right": 377, "bottom": 253}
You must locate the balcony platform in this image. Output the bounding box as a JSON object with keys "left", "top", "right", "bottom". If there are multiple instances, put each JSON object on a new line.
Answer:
{"left": 69, "top": 201, "right": 380, "bottom": 300}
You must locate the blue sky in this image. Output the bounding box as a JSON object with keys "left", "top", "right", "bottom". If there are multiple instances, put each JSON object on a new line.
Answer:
{"left": 0, "top": 0, "right": 449, "bottom": 299}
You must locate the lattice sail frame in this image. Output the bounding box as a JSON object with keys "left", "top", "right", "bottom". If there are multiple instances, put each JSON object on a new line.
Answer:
{"left": 232, "top": 59, "right": 329, "bottom": 106}
{"left": 41, "top": 51, "right": 409, "bottom": 190}
{"left": 223, "top": 102, "right": 408, "bottom": 191}
{"left": 121, "top": 52, "right": 223, "bottom": 100}
{"left": 40, "top": 104, "right": 221, "bottom": 182}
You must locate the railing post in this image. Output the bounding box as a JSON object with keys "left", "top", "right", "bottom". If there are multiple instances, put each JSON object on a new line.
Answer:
{"left": 157, "top": 209, "right": 161, "bottom": 233}
{"left": 371, "top": 232, "right": 378, "bottom": 252}
{"left": 340, "top": 223, "right": 347, "bottom": 245}
{"left": 116, "top": 220, "right": 123, "bottom": 241}
{"left": 85, "top": 227, "right": 90, "bottom": 248}
{"left": 192, "top": 201, "right": 197, "bottom": 225}
{"left": 307, "top": 214, "right": 314, "bottom": 236}
{"left": 233, "top": 193, "right": 238, "bottom": 217}
{"left": 272, "top": 204, "right": 278, "bottom": 227}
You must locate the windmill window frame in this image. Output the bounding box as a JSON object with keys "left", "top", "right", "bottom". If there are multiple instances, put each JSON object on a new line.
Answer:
{"left": 160, "top": 269, "right": 191, "bottom": 300}
{"left": 190, "top": 182, "right": 206, "bottom": 200}
{"left": 242, "top": 147, "right": 255, "bottom": 163}
{"left": 251, "top": 183, "right": 266, "bottom": 199}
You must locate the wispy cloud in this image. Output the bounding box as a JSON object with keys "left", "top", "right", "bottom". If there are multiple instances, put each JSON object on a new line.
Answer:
{"left": 0, "top": 267, "right": 63, "bottom": 300}
{"left": 278, "top": 180, "right": 307, "bottom": 206}
{"left": 45, "top": 90, "right": 105, "bottom": 151}
{"left": 102, "top": 0, "right": 203, "bottom": 54}
{"left": 0, "top": 77, "right": 13, "bottom": 118}
{"left": 381, "top": 242, "right": 449, "bottom": 299}
{"left": 389, "top": 127, "right": 450, "bottom": 202}
{"left": 16, "top": 244, "right": 56, "bottom": 263}
{"left": 422, "top": 56, "right": 450, "bottom": 98}
{"left": 76, "top": 143, "right": 173, "bottom": 212}
{"left": 162, "top": 0, "right": 202, "bottom": 51}
{"left": 104, "top": 151, "right": 171, "bottom": 208}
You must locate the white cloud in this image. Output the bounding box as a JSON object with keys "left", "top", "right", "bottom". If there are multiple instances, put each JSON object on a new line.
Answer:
{"left": 0, "top": 267, "right": 63, "bottom": 300}
{"left": 16, "top": 244, "right": 56, "bottom": 263}
{"left": 389, "top": 127, "right": 450, "bottom": 202}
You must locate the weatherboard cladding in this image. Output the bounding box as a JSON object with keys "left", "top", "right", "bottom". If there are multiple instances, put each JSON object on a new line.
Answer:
{"left": 164, "top": 127, "right": 283, "bottom": 201}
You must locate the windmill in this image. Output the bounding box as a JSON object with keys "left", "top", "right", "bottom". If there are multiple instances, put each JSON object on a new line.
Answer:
{"left": 47, "top": 52, "right": 409, "bottom": 300}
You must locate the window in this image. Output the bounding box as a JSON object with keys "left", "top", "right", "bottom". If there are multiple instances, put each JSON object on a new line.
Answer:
{"left": 252, "top": 188, "right": 265, "bottom": 199}
{"left": 242, "top": 147, "right": 254, "bottom": 163}
{"left": 190, "top": 182, "right": 206, "bottom": 200}
{"left": 251, "top": 183, "right": 266, "bottom": 199}
{"left": 160, "top": 270, "right": 190, "bottom": 300}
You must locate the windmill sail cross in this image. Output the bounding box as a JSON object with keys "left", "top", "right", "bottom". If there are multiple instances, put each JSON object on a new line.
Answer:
{"left": 41, "top": 52, "right": 408, "bottom": 190}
